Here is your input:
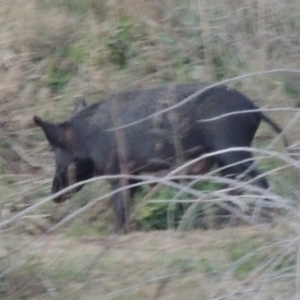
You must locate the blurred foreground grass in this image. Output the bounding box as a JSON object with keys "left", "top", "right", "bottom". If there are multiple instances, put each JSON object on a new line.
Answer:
{"left": 1, "top": 226, "right": 299, "bottom": 300}
{"left": 1, "top": 0, "right": 300, "bottom": 299}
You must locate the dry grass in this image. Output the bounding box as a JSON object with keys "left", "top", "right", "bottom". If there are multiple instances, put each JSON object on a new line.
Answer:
{"left": 0, "top": 227, "right": 298, "bottom": 300}
{"left": 0, "top": 146, "right": 299, "bottom": 299}
{"left": 1, "top": 0, "right": 300, "bottom": 299}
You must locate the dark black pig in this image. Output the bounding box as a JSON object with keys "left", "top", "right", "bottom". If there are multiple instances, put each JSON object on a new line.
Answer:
{"left": 33, "top": 83, "right": 288, "bottom": 231}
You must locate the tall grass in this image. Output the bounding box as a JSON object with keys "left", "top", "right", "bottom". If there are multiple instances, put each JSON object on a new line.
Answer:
{"left": 1, "top": 0, "right": 300, "bottom": 299}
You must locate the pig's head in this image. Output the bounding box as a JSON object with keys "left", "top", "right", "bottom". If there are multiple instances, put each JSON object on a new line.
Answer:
{"left": 33, "top": 115, "right": 94, "bottom": 203}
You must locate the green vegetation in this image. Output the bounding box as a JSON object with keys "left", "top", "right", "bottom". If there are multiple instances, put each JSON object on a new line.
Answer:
{"left": 135, "top": 181, "right": 222, "bottom": 230}
{"left": 106, "top": 17, "right": 135, "bottom": 69}
{"left": 228, "top": 239, "right": 267, "bottom": 279}
{"left": 1, "top": 0, "right": 300, "bottom": 298}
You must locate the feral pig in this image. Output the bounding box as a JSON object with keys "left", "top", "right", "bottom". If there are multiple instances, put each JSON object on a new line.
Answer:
{"left": 33, "top": 83, "right": 288, "bottom": 232}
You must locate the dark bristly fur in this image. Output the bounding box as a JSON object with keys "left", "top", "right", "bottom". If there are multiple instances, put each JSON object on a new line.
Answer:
{"left": 33, "top": 83, "right": 289, "bottom": 232}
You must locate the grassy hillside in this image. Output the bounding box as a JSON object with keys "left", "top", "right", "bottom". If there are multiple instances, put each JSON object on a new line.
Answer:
{"left": 1, "top": 0, "right": 300, "bottom": 299}
{"left": 1, "top": 227, "right": 299, "bottom": 299}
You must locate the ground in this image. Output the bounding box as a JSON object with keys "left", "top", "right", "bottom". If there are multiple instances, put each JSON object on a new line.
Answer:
{"left": 1, "top": 1, "right": 300, "bottom": 299}
{"left": 1, "top": 225, "right": 299, "bottom": 299}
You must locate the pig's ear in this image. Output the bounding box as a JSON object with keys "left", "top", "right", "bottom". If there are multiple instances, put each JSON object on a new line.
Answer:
{"left": 73, "top": 98, "right": 87, "bottom": 115}
{"left": 33, "top": 116, "right": 66, "bottom": 148}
